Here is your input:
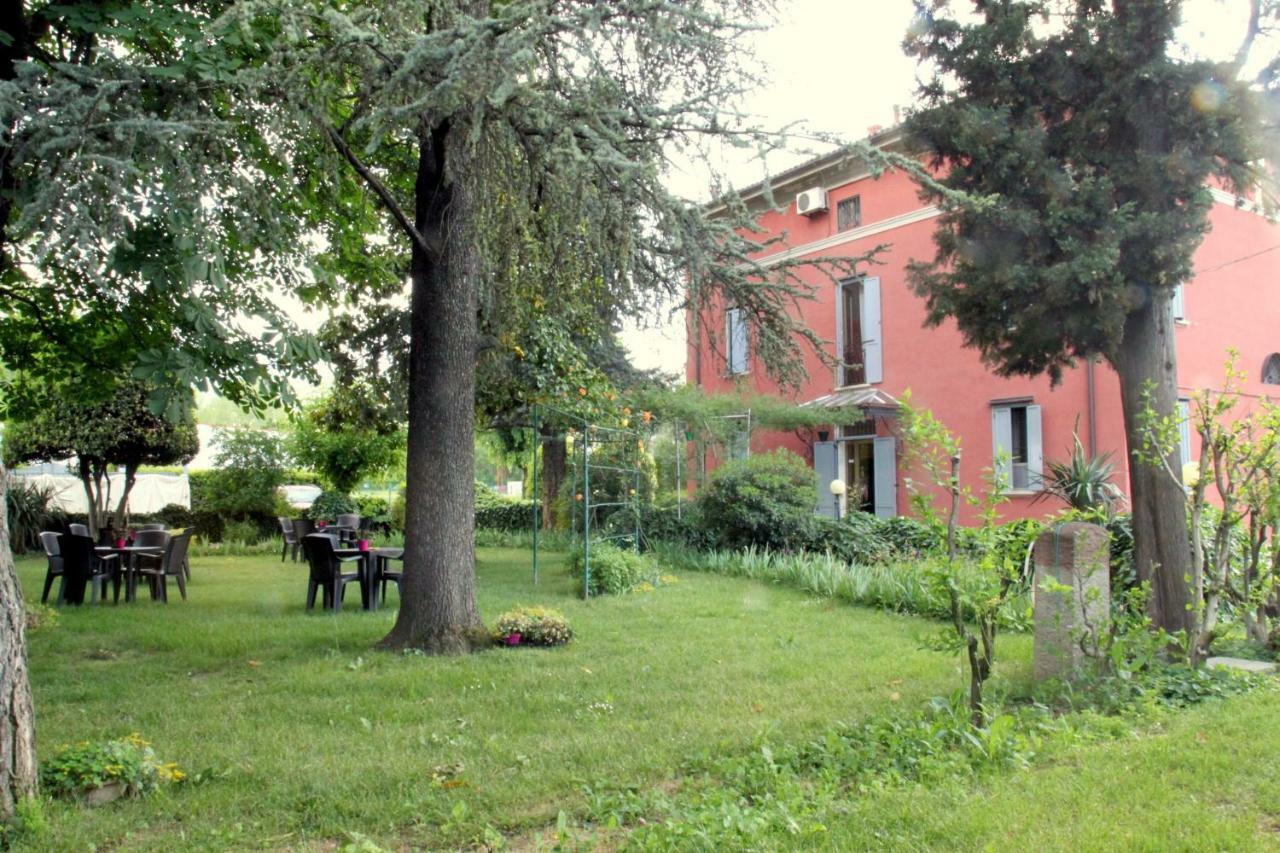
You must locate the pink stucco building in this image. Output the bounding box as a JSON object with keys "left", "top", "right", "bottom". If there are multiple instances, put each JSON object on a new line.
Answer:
{"left": 688, "top": 129, "right": 1280, "bottom": 523}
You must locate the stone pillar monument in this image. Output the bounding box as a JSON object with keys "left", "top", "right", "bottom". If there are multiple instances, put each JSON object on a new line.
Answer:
{"left": 1033, "top": 522, "right": 1110, "bottom": 680}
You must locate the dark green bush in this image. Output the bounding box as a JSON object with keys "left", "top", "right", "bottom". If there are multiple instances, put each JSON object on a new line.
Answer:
{"left": 797, "top": 514, "right": 893, "bottom": 565}
{"left": 476, "top": 498, "right": 539, "bottom": 532}
{"left": 568, "top": 540, "right": 658, "bottom": 596}
{"left": 191, "top": 510, "right": 225, "bottom": 543}
{"left": 307, "top": 491, "right": 358, "bottom": 521}
{"left": 155, "top": 503, "right": 194, "bottom": 528}
{"left": 694, "top": 449, "right": 817, "bottom": 551}
{"left": 605, "top": 502, "right": 714, "bottom": 551}
{"left": 877, "top": 515, "right": 945, "bottom": 556}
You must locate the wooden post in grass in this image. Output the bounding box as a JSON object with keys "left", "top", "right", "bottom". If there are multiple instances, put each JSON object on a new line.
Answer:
{"left": 1033, "top": 522, "right": 1110, "bottom": 680}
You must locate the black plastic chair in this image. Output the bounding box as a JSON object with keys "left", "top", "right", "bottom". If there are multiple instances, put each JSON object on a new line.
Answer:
{"left": 129, "top": 529, "right": 171, "bottom": 578}
{"left": 57, "top": 534, "right": 118, "bottom": 605}
{"left": 302, "top": 534, "right": 365, "bottom": 612}
{"left": 138, "top": 523, "right": 167, "bottom": 532}
{"left": 39, "top": 531, "right": 64, "bottom": 604}
{"left": 68, "top": 523, "right": 89, "bottom": 537}
{"left": 134, "top": 530, "right": 191, "bottom": 602}
{"left": 376, "top": 552, "right": 403, "bottom": 608}
{"left": 279, "top": 517, "right": 301, "bottom": 562}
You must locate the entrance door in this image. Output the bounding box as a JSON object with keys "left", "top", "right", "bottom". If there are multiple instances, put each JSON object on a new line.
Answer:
{"left": 841, "top": 436, "right": 898, "bottom": 519}
{"left": 845, "top": 440, "right": 875, "bottom": 514}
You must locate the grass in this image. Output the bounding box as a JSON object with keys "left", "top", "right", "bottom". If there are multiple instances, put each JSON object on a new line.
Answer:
{"left": 823, "top": 689, "right": 1280, "bottom": 850}
{"left": 14, "top": 547, "right": 1280, "bottom": 850}
{"left": 12, "top": 546, "right": 998, "bottom": 850}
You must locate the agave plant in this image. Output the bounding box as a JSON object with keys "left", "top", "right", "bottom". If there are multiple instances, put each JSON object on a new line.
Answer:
{"left": 6, "top": 475, "right": 59, "bottom": 554}
{"left": 1037, "top": 432, "right": 1124, "bottom": 514}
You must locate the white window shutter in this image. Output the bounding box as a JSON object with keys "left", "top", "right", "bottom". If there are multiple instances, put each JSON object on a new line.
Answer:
{"left": 1171, "top": 283, "right": 1185, "bottom": 321}
{"left": 726, "top": 308, "right": 748, "bottom": 375}
{"left": 861, "top": 277, "right": 882, "bottom": 384}
{"left": 872, "top": 436, "right": 897, "bottom": 519}
{"left": 1178, "top": 399, "right": 1192, "bottom": 468}
{"left": 814, "top": 441, "right": 838, "bottom": 517}
{"left": 992, "top": 407, "right": 1013, "bottom": 489}
{"left": 1025, "top": 404, "right": 1044, "bottom": 488}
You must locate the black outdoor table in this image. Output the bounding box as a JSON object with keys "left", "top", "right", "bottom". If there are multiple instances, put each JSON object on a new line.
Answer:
{"left": 96, "top": 545, "right": 164, "bottom": 602}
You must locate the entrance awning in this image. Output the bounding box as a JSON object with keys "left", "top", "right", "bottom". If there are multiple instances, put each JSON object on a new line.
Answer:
{"left": 802, "top": 387, "right": 899, "bottom": 412}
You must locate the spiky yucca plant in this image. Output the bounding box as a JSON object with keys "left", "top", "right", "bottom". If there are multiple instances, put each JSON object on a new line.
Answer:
{"left": 1038, "top": 433, "right": 1123, "bottom": 514}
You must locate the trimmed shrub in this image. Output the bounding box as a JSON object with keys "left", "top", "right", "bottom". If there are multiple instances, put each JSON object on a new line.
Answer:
{"left": 307, "top": 491, "right": 358, "bottom": 521}
{"left": 155, "top": 503, "right": 194, "bottom": 529}
{"left": 568, "top": 540, "right": 659, "bottom": 596}
{"left": 694, "top": 449, "right": 817, "bottom": 551}
{"left": 475, "top": 498, "right": 539, "bottom": 532}
{"left": 492, "top": 606, "right": 574, "bottom": 647}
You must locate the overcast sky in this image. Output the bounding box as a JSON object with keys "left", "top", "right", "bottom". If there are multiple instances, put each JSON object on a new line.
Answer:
{"left": 619, "top": 0, "right": 1268, "bottom": 378}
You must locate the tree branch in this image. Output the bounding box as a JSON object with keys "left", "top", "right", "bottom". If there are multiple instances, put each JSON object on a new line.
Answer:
{"left": 322, "top": 122, "right": 432, "bottom": 258}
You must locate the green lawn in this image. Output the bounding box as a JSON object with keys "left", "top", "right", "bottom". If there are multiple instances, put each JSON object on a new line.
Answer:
{"left": 14, "top": 547, "right": 1280, "bottom": 851}
{"left": 824, "top": 689, "right": 1280, "bottom": 851}
{"left": 13, "top": 547, "right": 994, "bottom": 850}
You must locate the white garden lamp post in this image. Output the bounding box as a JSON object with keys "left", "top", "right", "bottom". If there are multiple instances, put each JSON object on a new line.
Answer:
{"left": 829, "top": 478, "right": 846, "bottom": 522}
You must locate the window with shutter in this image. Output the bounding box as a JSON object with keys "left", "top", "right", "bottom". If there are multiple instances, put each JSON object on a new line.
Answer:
{"left": 992, "top": 402, "right": 1043, "bottom": 492}
{"left": 835, "top": 277, "right": 882, "bottom": 386}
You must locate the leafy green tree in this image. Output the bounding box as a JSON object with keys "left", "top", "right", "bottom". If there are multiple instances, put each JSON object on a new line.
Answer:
{"left": 902, "top": 0, "right": 1264, "bottom": 634}
{"left": 223, "top": 0, "right": 861, "bottom": 652}
{"left": 204, "top": 428, "right": 289, "bottom": 521}
{"left": 0, "top": 1, "right": 321, "bottom": 816}
{"left": 3, "top": 381, "right": 199, "bottom": 536}
{"left": 290, "top": 386, "right": 405, "bottom": 495}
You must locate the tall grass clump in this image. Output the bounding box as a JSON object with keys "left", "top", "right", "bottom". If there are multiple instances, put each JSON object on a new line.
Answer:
{"left": 652, "top": 543, "right": 1030, "bottom": 628}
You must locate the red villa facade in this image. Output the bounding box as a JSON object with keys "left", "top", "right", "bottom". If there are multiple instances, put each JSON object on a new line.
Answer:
{"left": 688, "top": 129, "right": 1280, "bottom": 524}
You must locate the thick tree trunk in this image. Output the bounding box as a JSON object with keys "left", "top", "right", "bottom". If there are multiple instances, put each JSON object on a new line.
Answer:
{"left": 1111, "top": 291, "right": 1193, "bottom": 637}
{"left": 0, "top": 463, "right": 38, "bottom": 820}
{"left": 379, "top": 119, "right": 485, "bottom": 654}
{"left": 541, "top": 432, "right": 566, "bottom": 531}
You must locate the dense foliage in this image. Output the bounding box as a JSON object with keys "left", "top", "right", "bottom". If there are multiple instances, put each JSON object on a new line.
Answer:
{"left": 193, "top": 428, "right": 289, "bottom": 539}
{"left": 290, "top": 386, "right": 404, "bottom": 495}
{"left": 694, "top": 450, "right": 818, "bottom": 551}
{"left": 568, "top": 541, "right": 661, "bottom": 597}
{"left": 902, "top": 0, "right": 1270, "bottom": 635}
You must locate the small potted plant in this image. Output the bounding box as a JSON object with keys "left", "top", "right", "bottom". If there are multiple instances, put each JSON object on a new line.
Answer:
{"left": 40, "top": 734, "right": 185, "bottom": 806}
{"left": 492, "top": 606, "right": 574, "bottom": 647}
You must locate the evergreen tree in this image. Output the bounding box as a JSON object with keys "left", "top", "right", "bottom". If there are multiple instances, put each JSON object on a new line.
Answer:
{"left": 903, "top": 0, "right": 1263, "bottom": 634}
{"left": 225, "top": 0, "right": 865, "bottom": 652}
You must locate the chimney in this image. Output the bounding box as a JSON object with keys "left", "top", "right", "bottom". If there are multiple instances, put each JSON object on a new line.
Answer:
{"left": 893, "top": 105, "right": 901, "bottom": 125}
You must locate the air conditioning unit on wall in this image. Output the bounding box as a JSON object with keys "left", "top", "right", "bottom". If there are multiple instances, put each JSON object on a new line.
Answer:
{"left": 795, "top": 187, "right": 828, "bottom": 216}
